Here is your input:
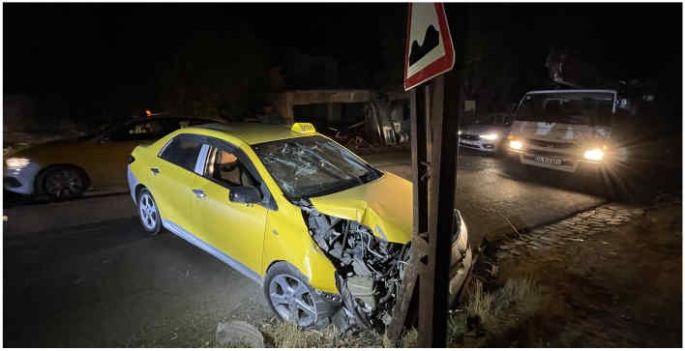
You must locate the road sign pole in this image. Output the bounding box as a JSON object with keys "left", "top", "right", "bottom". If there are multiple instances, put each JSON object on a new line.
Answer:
{"left": 387, "top": 81, "right": 429, "bottom": 344}
{"left": 390, "top": 4, "right": 467, "bottom": 347}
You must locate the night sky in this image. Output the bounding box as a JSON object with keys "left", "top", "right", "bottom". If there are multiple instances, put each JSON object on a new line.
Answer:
{"left": 3, "top": 3, "right": 681, "bottom": 118}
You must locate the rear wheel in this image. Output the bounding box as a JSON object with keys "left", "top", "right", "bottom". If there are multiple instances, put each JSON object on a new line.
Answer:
{"left": 264, "top": 262, "right": 338, "bottom": 328}
{"left": 137, "top": 189, "right": 162, "bottom": 234}
{"left": 40, "top": 166, "right": 87, "bottom": 200}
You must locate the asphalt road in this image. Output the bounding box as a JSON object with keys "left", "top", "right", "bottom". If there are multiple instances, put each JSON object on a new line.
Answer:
{"left": 6, "top": 149, "right": 664, "bottom": 347}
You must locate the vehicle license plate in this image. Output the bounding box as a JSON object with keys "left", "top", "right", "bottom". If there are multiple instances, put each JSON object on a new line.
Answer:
{"left": 534, "top": 156, "right": 562, "bottom": 165}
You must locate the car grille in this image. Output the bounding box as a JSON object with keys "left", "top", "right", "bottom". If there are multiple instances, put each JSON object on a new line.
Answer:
{"left": 526, "top": 138, "right": 575, "bottom": 149}
{"left": 460, "top": 134, "right": 480, "bottom": 141}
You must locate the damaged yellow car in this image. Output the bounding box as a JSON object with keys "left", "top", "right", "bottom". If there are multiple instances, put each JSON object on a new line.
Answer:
{"left": 127, "top": 122, "right": 472, "bottom": 330}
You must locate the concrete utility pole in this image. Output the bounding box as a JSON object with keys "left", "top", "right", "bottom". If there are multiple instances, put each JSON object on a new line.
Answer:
{"left": 388, "top": 4, "right": 467, "bottom": 347}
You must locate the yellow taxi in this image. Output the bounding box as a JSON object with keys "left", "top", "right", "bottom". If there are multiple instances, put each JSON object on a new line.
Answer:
{"left": 4, "top": 117, "right": 220, "bottom": 200}
{"left": 127, "top": 122, "right": 473, "bottom": 329}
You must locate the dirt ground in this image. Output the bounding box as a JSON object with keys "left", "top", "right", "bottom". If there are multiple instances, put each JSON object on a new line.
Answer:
{"left": 467, "top": 201, "right": 682, "bottom": 347}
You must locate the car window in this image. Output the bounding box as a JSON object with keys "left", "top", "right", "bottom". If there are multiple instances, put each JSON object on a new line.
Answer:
{"left": 205, "top": 146, "right": 259, "bottom": 189}
{"left": 107, "top": 120, "right": 165, "bottom": 142}
{"left": 159, "top": 137, "right": 203, "bottom": 171}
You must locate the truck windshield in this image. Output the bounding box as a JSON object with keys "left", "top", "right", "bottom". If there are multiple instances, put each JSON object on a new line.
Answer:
{"left": 516, "top": 92, "right": 615, "bottom": 126}
{"left": 253, "top": 136, "right": 382, "bottom": 200}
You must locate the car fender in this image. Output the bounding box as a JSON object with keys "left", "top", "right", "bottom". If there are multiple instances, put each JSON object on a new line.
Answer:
{"left": 262, "top": 204, "right": 339, "bottom": 294}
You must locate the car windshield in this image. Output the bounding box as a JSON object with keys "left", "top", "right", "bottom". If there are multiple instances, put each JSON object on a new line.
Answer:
{"left": 516, "top": 92, "right": 615, "bottom": 126}
{"left": 252, "top": 136, "right": 381, "bottom": 200}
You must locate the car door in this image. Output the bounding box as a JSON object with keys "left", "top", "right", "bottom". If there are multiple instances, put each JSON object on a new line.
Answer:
{"left": 191, "top": 141, "right": 270, "bottom": 274}
{"left": 149, "top": 134, "right": 206, "bottom": 234}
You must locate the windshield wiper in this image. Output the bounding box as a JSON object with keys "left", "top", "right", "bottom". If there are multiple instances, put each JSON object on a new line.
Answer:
{"left": 293, "top": 142, "right": 363, "bottom": 185}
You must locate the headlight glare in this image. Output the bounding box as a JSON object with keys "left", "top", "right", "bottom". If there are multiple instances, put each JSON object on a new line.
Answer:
{"left": 509, "top": 140, "right": 523, "bottom": 150}
{"left": 584, "top": 148, "right": 604, "bottom": 161}
{"left": 479, "top": 133, "right": 499, "bottom": 140}
{"left": 6, "top": 157, "right": 30, "bottom": 169}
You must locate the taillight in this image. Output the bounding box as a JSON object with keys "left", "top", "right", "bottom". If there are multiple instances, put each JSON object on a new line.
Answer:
{"left": 128, "top": 155, "right": 135, "bottom": 164}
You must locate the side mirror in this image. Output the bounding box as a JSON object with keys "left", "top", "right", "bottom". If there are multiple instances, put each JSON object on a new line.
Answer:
{"left": 229, "top": 186, "right": 261, "bottom": 204}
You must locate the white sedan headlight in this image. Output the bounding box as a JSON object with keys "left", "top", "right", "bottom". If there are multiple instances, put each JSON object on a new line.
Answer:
{"left": 6, "top": 157, "right": 30, "bottom": 169}
{"left": 479, "top": 133, "right": 499, "bottom": 140}
{"left": 584, "top": 148, "right": 604, "bottom": 161}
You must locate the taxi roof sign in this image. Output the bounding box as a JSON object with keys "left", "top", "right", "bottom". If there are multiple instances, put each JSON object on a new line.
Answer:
{"left": 291, "top": 122, "right": 316, "bottom": 134}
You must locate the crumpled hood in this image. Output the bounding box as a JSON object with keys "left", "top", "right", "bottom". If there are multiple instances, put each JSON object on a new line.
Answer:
{"left": 309, "top": 172, "right": 412, "bottom": 244}
{"left": 511, "top": 121, "right": 612, "bottom": 142}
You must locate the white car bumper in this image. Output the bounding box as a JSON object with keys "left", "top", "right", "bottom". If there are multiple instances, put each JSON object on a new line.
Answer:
{"left": 4, "top": 162, "right": 42, "bottom": 195}
{"left": 459, "top": 136, "right": 499, "bottom": 152}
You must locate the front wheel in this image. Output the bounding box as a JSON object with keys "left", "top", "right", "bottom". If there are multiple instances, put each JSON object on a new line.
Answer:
{"left": 264, "top": 262, "right": 338, "bottom": 328}
{"left": 137, "top": 189, "right": 162, "bottom": 234}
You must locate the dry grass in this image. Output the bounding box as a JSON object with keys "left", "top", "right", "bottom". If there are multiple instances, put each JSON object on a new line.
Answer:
{"left": 400, "top": 328, "right": 418, "bottom": 348}
{"left": 447, "top": 310, "right": 468, "bottom": 345}
{"left": 261, "top": 322, "right": 341, "bottom": 348}
{"left": 262, "top": 278, "right": 543, "bottom": 348}
{"left": 261, "top": 321, "right": 420, "bottom": 348}
{"left": 449, "top": 277, "right": 545, "bottom": 343}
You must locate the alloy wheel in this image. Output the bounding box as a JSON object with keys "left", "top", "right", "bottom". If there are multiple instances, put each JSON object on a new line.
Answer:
{"left": 268, "top": 273, "right": 318, "bottom": 327}
{"left": 139, "top": 192, "right": 159, "bottom": 231}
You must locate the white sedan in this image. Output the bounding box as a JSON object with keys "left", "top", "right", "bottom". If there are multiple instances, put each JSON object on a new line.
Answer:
{"left": 458, "top": 115, "right": 511, "bottom": 153}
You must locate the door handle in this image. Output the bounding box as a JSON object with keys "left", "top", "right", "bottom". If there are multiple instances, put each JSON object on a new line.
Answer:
{"left": 150, "top": 167, "right": 160, "bottom": 175}
{"left": 191, "top": 188, "right": 206, "bottom": 199}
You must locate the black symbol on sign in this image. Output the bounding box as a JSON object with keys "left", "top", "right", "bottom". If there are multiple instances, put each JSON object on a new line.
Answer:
{"left": 409, "top": 25, "right": 439, "bottom": 66}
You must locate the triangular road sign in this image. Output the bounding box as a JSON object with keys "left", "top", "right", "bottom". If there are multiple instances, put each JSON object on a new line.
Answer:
{"left": 404, "top": 3, "right": 455, "bottom": 91}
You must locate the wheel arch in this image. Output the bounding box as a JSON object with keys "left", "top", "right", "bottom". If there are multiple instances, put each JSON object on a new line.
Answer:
{"left": 134, "top": 183, "right": 148, "bottom": 202}
{"left": 263, "top": 252, "right": 339, "bottom": 294}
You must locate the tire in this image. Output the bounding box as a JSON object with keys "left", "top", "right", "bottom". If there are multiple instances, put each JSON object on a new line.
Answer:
{"left": 263, "top": 262, "right": 339, "bottom": 328}
{"left": 39, "top": 166, "right": 88, "bottom": 201}
{"left": 137, "top": 188, "right": 162, "bottom": 234}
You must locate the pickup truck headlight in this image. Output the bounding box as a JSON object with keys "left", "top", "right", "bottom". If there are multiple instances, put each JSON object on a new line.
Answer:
{"left": 6, "top": 157, "right": 30, "bottom": 169}
{"left": 584, "top": 148, "right": 604, "bottom": 161}
{"left": 509, "top": 140, "right": 523, "bottom": 150}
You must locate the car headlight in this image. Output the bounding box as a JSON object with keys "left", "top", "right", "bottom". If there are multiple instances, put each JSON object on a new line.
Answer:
{"left": 509, "top": 140, "right": 523, "bottom": 150}
{"left": 584, "top": 148, "right": 604, "bottom": 161}
{"left": 479, "top": 133, "right": 499, "bottom": 140}
{"left": 5, "top": 157, "right": 30, "bottom": 169}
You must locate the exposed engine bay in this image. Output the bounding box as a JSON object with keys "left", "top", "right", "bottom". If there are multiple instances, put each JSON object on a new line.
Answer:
{"left": 297, "top": 200, "right": 410, "bottom": 331}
